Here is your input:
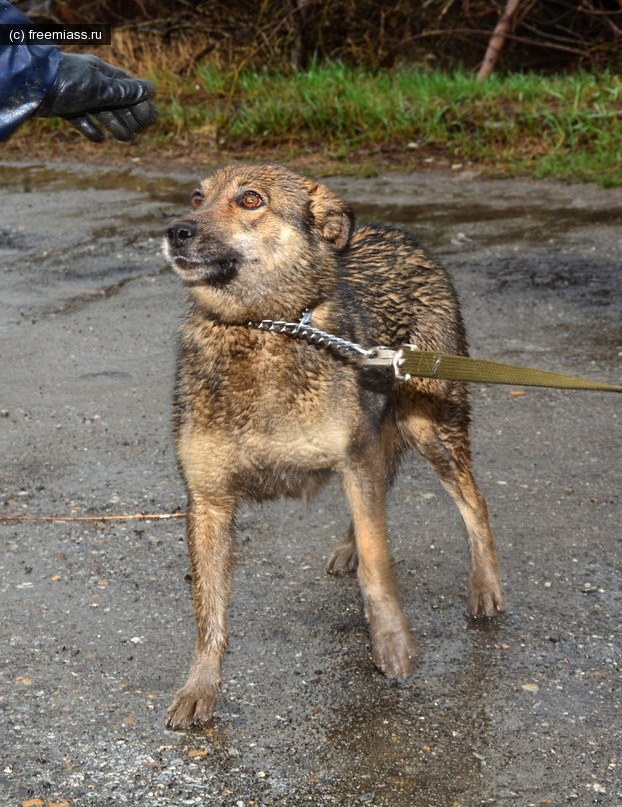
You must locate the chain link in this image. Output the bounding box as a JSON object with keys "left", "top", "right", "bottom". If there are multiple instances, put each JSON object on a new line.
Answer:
{"left": 247, "top": 309, "right": 374, "bottom": 361}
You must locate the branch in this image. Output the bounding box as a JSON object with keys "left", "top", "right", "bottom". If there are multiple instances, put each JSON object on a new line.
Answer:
{"left": 477, "top": 0, "right": 523, "bottom": 81}
{"left": 0, "top": 512, "right": 186, "bottom": 524}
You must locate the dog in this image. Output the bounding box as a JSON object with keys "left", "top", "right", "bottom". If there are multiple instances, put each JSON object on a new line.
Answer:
{"left": 162, "top": 163, "right": 505, "bottom": 730}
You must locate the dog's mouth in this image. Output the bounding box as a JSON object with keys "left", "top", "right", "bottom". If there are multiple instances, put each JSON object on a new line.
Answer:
{"left": 164, "top": 243, "right": 240, "bottom": 286}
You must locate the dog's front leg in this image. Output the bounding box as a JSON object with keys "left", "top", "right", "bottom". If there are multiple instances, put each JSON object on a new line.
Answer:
{"left": 166, "top": 495, "right": 235, "bottom": 729}
{"left": 342, "top": 464, "right": 417, "bottom": 680}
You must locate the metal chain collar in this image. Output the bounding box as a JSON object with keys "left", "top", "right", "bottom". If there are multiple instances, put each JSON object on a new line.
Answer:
{"left": 246, "top": 309, "right": 408, "bottom": 376}
{"left": 247, "top": 310, "right": 366, "bottom": 358}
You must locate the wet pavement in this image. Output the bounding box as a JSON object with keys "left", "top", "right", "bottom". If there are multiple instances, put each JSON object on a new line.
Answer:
{"left": 0, "top": 162, "right": 620, "bottom": 806}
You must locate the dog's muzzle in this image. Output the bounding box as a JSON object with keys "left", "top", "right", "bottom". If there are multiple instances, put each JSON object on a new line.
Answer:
{"left": 164, "top": 220, "right": 241, "bottom": 286}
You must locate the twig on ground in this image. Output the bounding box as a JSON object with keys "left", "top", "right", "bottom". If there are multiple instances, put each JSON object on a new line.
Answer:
{"left": 0, "top": 512, "right": 186, "bottom": 524}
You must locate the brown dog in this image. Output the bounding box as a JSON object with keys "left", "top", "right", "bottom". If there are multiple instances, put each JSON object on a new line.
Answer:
{"left": 162, "top": 164, "right": 504, "bottom": 730}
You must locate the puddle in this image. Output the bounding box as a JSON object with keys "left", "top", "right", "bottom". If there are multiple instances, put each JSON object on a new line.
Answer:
{"left": 77, "top": 371, "right": 131, "bottom": 383}
{"left": 548, "top": 322, "right": 622, "bottom": 363}
{"left": 3, "top": 162, "right": 622, "bottom": 250}
{"left": 316, "top": 615, "right": 505, "bottom": 806}
{"left": 353, "top": 200, "right": 622, "bottom": 248}
{"left": 2, "top": 161, "right": 622, "bottom": 321}
{"left": 0, "top": 161, "right": 192, "bottom": 205}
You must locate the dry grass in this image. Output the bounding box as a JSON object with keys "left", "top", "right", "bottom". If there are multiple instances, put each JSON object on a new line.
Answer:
{"left": 110, "top": 29, "right": 217, "bottom": 76}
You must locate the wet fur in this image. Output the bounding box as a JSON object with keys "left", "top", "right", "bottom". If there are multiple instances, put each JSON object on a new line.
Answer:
{"left": 162, "top": 164, "right": 505, "bottom": 729}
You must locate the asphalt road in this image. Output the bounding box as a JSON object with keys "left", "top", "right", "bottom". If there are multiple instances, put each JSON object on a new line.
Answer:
{"left": 1, "top": 162, "right": 620, "bottom": 807}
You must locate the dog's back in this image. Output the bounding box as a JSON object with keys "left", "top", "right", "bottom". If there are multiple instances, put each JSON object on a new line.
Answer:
{"left": 346, "top": 223, "right": 467, "bottom": 357}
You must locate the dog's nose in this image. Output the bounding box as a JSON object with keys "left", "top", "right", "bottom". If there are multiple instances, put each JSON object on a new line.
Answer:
{"left": 168, "top": 221, "right": 197, "bottom": 249}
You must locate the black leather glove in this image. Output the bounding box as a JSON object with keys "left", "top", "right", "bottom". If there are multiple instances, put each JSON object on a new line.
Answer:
{"left": 37, "top": 53, "right": 157, "bottom": 142}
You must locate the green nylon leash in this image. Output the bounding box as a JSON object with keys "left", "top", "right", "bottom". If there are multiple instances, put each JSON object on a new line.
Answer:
{"left": 392, "top": 348, "right": 622, "bottom": 393}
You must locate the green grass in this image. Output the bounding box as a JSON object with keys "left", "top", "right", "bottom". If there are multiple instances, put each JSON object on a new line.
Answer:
{"left": 9, "top": 61, "right": 622, "bottom": 185}
{"left": 184, "top": 63, "right": 622, "bottom": 184}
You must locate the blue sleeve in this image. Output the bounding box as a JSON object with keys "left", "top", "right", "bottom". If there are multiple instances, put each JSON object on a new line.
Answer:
{"left": 0, "top": 0, "right": 61, "bottom": 139}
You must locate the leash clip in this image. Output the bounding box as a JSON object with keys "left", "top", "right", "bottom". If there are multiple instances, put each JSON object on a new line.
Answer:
{"left": 360, "top": 346, "right": 413, "bottom": 381}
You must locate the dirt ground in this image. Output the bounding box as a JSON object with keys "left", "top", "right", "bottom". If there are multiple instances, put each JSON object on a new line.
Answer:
{"left": 0, "top": 161, "right": 620, "bottom": 807}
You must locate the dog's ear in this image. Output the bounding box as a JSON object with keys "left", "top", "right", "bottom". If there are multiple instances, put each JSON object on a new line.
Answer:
{"left": 308, "top": 181, "right": 354, "bottom": 251}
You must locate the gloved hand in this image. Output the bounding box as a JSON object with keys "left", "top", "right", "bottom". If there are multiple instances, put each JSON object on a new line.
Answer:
{"left": 37, "top": 52, "right": 157, "bottom": 142}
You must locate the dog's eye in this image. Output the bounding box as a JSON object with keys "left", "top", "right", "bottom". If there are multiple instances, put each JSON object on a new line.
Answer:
{"left": 190, "top": 191, "right": 204, "bottom": 208}
{"left": 239, "top": 191, "right": 264, "bottom": 210}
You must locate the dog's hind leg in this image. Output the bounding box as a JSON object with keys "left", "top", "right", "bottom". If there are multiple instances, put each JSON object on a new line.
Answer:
{"left": 402, "top": 400, "right": 505, "bottom": 617}
{"left": 326, "top": 521, "right": 357, "bottom": 575}
{"left": 166, "top": 494, "right": 236, "bottom": 729}
{"left": 341, "top": 454, "right": 417, "bottom": 680}
{"left": 328, "top": 419, "right": 404, "bottom": 577}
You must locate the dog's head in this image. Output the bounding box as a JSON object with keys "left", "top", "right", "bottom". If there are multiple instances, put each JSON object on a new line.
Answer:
{"left": 163, "top": 164, "right": 354, "bottom": 321}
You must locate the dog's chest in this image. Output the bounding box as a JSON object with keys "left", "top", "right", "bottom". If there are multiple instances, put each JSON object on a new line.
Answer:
{"left": 176, "top": 323, "right": 360, "bottom": 469}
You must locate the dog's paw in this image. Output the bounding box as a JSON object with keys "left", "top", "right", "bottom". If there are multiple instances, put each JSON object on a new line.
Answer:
{"left": 326, "top": 544, "right": 358, "bottom": 575}
{"left": 371, "top": 629, "right": 418, "bottom": 681}
{"left": 468, "top": 574, "right": 506, "bottom": 617}
{"left": 165, "top": 683, "right": 218, "bottom": 730}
